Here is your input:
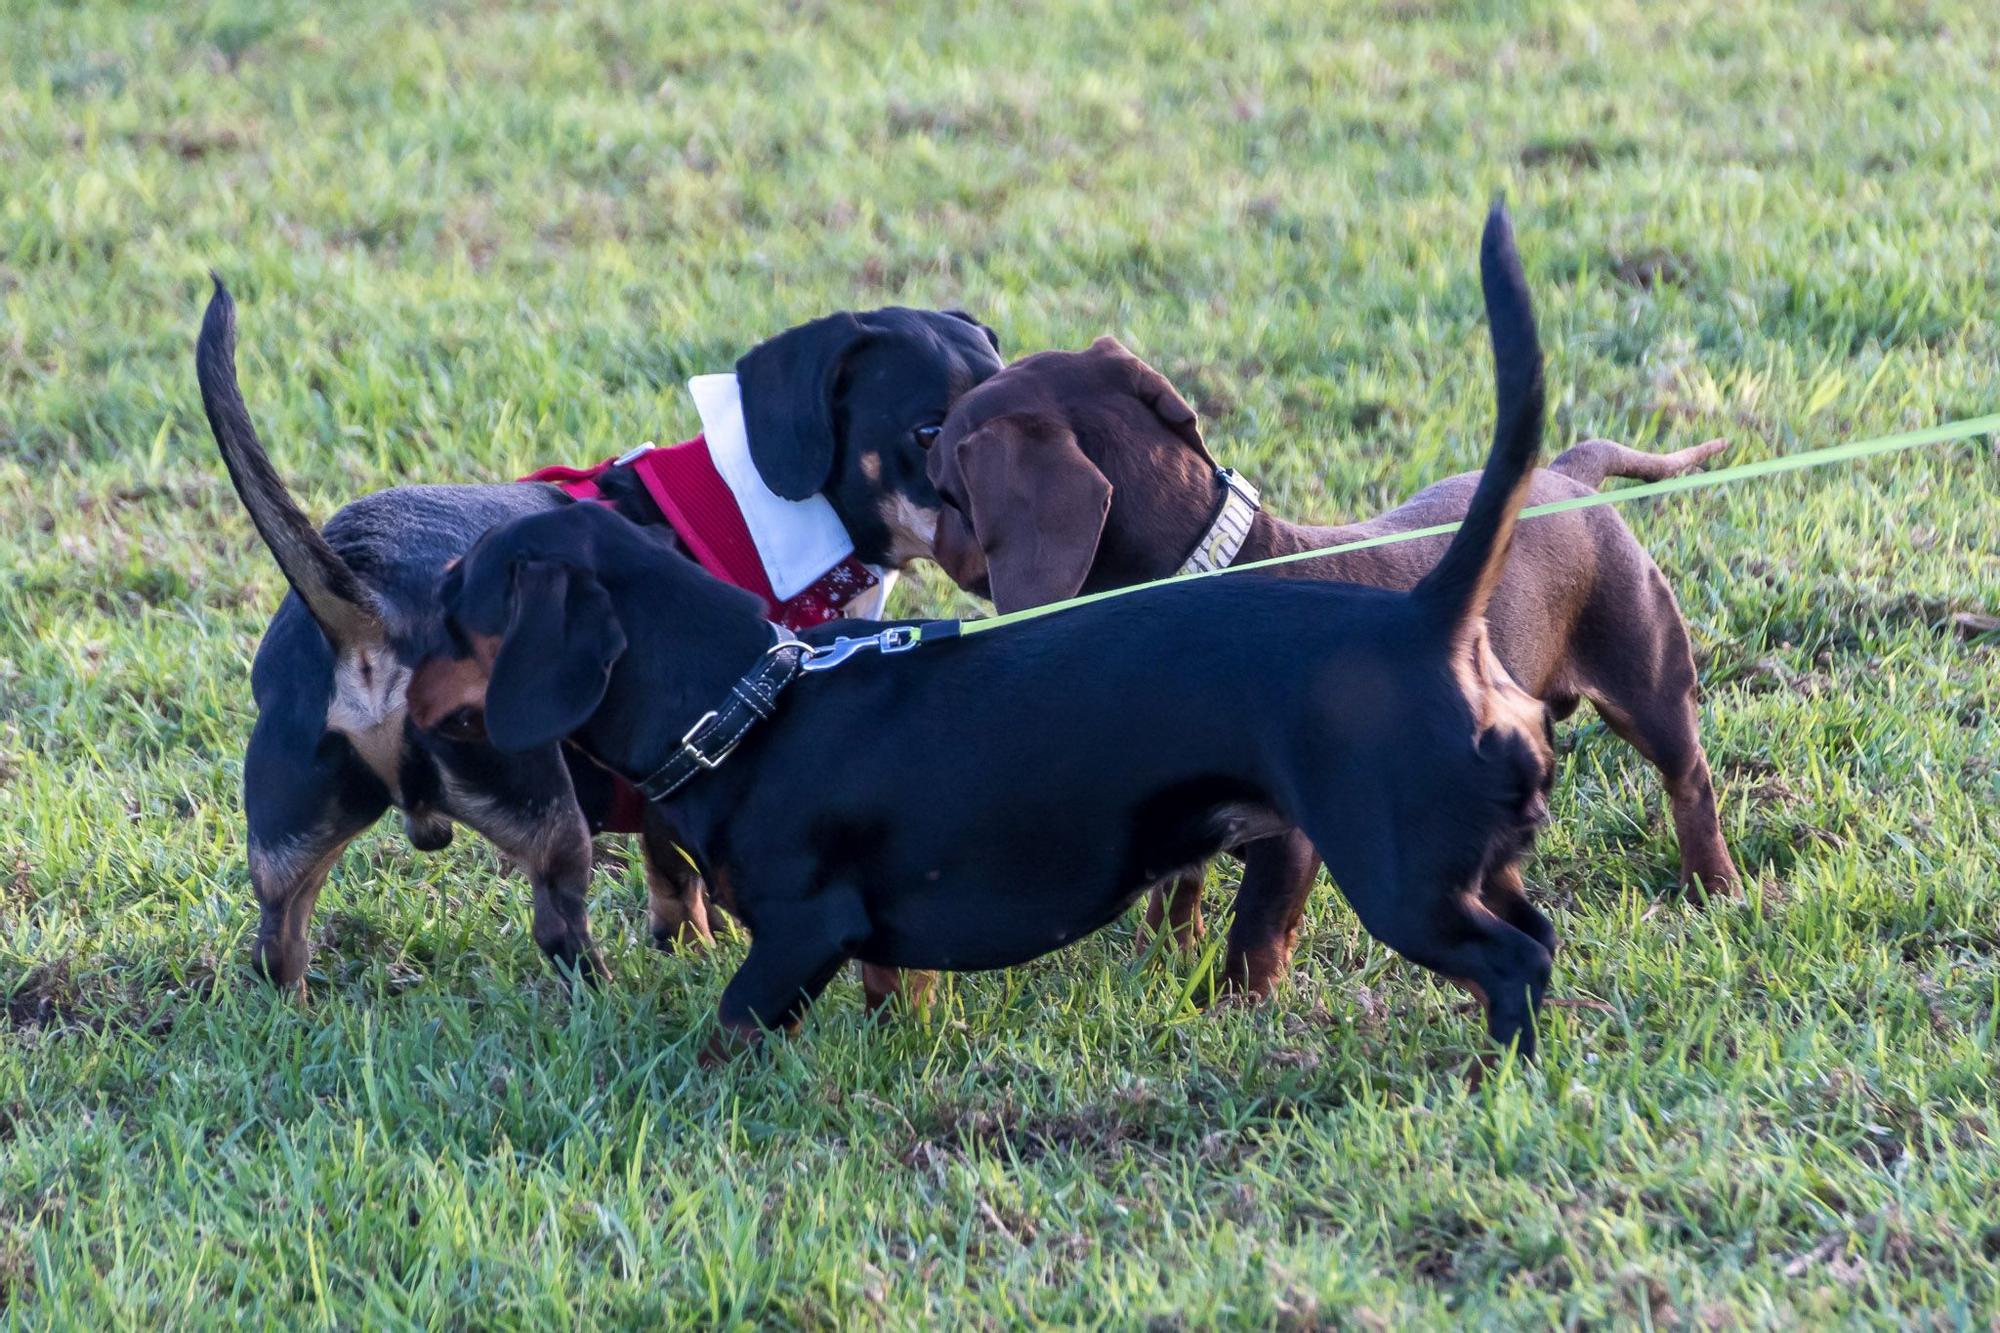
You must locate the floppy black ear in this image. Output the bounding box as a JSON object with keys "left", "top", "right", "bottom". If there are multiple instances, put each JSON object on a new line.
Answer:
{"left": 736, "top": 312, "right": 872, "bottom": 500}
{"left": 484, "top": 560, "right": 627, "bottom": 753}
{"left": 947, "top": 308, "right": 1002, "bottom": 353}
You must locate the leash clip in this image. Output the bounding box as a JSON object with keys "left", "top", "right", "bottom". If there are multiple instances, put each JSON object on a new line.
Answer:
{"left": 799, "top": 625, "right": 924, "bottom": 673}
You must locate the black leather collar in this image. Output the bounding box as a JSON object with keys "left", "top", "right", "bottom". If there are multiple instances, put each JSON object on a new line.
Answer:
{"left": 634, "top": 628, "right": 810, "bottom": 801}
{"left": 628, "top": 620, "right": 959, "bottom": 802}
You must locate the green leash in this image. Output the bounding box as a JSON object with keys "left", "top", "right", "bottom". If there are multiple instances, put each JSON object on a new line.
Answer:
{"left": 948, "top": 411, "right": 2000, "bottom": 637}
{"left": 801, "top": 412, "right": 1997, "bottom": 665}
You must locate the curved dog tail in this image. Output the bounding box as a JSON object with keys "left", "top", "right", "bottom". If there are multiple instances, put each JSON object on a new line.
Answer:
{"left": 197, "top": 278, "right": 383, "bottom": 647}
{"left": 1548, "top": 436, "right": 1727, "bottom": 488}
{"left": 1410, "top": 202, "right": 1545, "bottom": 634}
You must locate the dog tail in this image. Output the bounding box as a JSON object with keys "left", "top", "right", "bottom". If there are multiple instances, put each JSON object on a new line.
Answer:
{"left": 1410, "top": 201, "right": 1544, "bottom": 634}
{"left": 197, "top": 277, "right": 383, "bottom": 646}
{"left": 1548, "top": 436, "right": 1727, "bottom": 488}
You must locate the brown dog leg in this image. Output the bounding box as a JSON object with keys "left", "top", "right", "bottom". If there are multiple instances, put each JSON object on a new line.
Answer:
{"left": 1597, "top": 699, "right": 1737, "bottom": 900}
{"left": 1574, "top": 557, "right": 1740, "bottom": 901}
{"left": 1138, "top": 869, "right": 1206, "bottom": 955}
{"left": 1588, "top": 666, "right": 1739, "bottom": 900}
{"left": 1649, "top": 737, "right": 1737, "bottom": 900}
{"left": 860, "top": 964, "right": 937, "bottom": 1017}
{"left": 640, "top": 809, "right": 714, "bottom": 951}
{"left": 1220, "top": 831, "right": 1321, "bottom": 999}
{"left": 1547, "top": 437, "right": 1726, "bottom": 488}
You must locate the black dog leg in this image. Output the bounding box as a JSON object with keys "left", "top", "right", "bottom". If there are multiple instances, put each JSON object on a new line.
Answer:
{"left": 708, "top": 885, "right": 869, "bottom": 1059}
{"left": 1138, "top": 869, "right": 1207, "bottom": 955}
{"left": 1480, "top": 861, "right": 1558, "bottom": 960}
{"left": 244, "top": 716, "right": 388, "bottom": 990}
{"left": 444, "top": 748, "right": 605, "bottom": 987}
{"left": 1310, "top": 818, "right": 1552, "bottom": 1058}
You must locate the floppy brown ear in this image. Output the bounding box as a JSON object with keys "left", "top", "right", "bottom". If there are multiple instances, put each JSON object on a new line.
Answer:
{"left": 954, "top": 414, "right": 1112, "bottom": 612}
{"left": 485, "top": 560, "right": 627, "bottom": 753}
{"left": 1086, "top": 335, "right": 1216, "bottom": 466}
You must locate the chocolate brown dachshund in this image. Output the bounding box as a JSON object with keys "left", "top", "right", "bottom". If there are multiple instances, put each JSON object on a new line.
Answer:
{"left": 929, "top": 296, "right": 1733, "bottom": 998}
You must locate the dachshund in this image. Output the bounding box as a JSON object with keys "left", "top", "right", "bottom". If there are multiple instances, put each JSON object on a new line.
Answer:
{"left": 406, "top": 204, "right": 1562, "bottom": 1058}
{"left": 197, "top": 286, "right": 1000, "bottom": 988}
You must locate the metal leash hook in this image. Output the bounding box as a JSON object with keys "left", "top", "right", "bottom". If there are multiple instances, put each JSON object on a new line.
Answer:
{"left": 798, "top": 625, "right": 927, "bottom": 673}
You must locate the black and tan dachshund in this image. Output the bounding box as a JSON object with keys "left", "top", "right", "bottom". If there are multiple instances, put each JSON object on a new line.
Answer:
{"left": 927, "top": 345, "right": 1733, "bottom": 998}
{"left": 406, "top": 204, "right": 1560, "bottom": 1059}
{"left": 196, "top": 287, "right": 1001, "bottom": 988}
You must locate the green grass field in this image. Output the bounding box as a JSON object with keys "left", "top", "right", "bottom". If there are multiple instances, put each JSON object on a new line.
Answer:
{"left": 5, "top": 0, "right": 1999, "bottom": 1324}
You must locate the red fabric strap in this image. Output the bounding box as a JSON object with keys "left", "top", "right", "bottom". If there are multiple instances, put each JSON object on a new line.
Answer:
{"left": 521, "top": 439, "right": 879, "bottom": 831}
{"left": 525, "top": 439, "right": 877, "bottom": 629}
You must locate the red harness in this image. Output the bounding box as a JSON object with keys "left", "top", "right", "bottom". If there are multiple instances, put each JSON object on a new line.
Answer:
{"left": 521, "top": 436, "right": 879, "bottom": 831}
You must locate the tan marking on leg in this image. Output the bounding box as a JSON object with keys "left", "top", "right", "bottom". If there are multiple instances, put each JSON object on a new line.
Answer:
{"left": 861, "top": 964, "right": 936, "bottom": 1017}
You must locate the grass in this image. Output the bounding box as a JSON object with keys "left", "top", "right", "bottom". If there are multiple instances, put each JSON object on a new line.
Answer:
{"left": 4, "top": 0, "right": 1999, "bottom": 1324}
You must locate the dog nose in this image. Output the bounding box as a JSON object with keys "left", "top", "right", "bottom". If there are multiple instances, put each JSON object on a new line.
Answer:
{"left": 933, "top": 509, "right": 990, "bottom": 595}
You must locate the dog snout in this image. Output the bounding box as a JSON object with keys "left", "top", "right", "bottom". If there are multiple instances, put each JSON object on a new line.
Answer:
{"left": 932, "top": 504, "right": 992, "bottom": 597}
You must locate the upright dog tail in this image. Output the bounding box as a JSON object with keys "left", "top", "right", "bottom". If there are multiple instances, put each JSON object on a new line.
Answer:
{"left": 1410, "top": 202, "right": 1545, "bottom": 634}
{"left": 197, "top": 278, "right": 383, "bottom": 646}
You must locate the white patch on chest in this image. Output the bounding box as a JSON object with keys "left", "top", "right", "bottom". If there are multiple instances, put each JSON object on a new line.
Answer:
{"left": 877, "top": 495, "right": 942, "bottom": 567}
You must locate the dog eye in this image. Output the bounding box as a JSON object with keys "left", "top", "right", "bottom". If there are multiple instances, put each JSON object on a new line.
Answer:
{"left": 914, "top": 424, "right": 943, "bottom": 448}
{"left": 435, "top": 707, "right": 486, "bottom": 744}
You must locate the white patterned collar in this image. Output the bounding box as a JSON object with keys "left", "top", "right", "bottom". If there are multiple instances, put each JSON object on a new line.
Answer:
{"left": 1178, "top": 468, "right": 1261, "bottom": 575}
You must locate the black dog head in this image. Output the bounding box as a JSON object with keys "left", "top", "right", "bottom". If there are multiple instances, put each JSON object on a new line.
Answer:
{"left": 409, "top": 505, "right": 767, "bottom": 755}
{"left": 737, "top": 307, "right": 1003, "bottom": 569}
{"left": 409, "top": 508, "right": 633, "bottom": 753}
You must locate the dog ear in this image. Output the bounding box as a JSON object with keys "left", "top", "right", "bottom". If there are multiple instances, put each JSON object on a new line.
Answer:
{"left": 954, "top": 414, "right": 1112, "bottom": 612}
{"left": 947, "top": 308, "right": 1002, "bottom": 354}
{"left": 735, "top": 313, "right": 874, "bottom": 500}
{"left": 1086, "top": 335, "right": 1216, "bottom": 467}
{"left": 484, "top": 560, "right": 627, "bottom": 752}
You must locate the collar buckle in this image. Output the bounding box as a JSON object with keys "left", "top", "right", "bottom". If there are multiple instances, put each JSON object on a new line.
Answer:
{"left": 634, "top": 628, "right": 806, "bottom": 801}
{"left": 675, "top": 710, "right": 734, "bottom": 771}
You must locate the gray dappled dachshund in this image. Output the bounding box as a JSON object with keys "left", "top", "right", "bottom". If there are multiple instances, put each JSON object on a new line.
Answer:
{"left": 196, "top": 288, "right": 1000, "bottom": 988}
{"left": 405, "top": 205, "right": 1562, "bottom": 1059}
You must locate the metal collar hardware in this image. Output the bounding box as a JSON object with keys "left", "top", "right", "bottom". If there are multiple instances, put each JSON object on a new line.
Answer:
{"left": 1177, "top": 467, "right": 1261, "bottom": 575}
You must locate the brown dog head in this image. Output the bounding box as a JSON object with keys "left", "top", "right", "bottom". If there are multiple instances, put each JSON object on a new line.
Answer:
{"left": 929, "top": 337, "right": 1221, "bottom": 611}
